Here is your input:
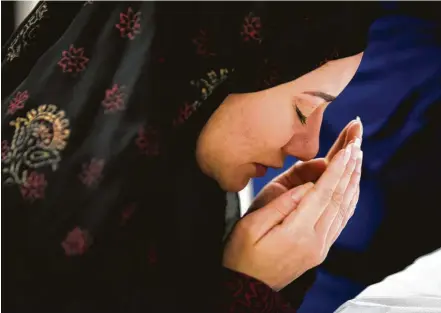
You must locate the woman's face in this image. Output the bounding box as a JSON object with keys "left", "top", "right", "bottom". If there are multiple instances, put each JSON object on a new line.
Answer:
{"left": 196, "top": 53, "right": 362, "bottom": 192}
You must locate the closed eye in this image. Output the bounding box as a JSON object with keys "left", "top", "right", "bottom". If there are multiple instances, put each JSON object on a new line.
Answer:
{"left": 295, "top": 105, "right": 307, "bottom": 125}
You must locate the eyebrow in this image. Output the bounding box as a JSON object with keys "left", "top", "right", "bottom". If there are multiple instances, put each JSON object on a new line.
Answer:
{"left": 302, "top": 91, "right": 336, "bottom": 102}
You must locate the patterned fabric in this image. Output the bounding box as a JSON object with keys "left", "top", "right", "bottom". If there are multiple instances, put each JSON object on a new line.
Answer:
{"left": 2, "top": 2, "right": 378, "bottom": 312}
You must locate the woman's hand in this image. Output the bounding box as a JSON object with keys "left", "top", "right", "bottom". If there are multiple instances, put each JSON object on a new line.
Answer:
{"left": 223, "top": 136, "right": 362, "bottom": 291}
{"left": 248, "top": 118, "right": 363, "bottom": 213}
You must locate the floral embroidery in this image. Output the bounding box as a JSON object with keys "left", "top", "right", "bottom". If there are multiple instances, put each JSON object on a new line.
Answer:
{"left": 115, "top": 7, "right": 141, "bottom": 40}
{"left": 192, "top": 30, "right": 216, "bottom": 57}
{"left": 61, "top": 227, "right": 92, "bottom": 256}
{"left": 7, "top": 90, "right": 29, "bottom": 116}
{"left": 121, "top": 203, "right": 137, "bottom": 226}
{"left": 6, "top": 2, "right": 48, "bottom": 62}
{"left": 241, "top": 12, "right": 262, "bottom": 43}
{"left": 102, "top": 84, "right": 127, "bottom": 113}
{"left": 2, "top": 105, "right": 70, "bottom": 189}
{"left": 136, "top": 126, "right": 159, "bottom": 156}
{"left": 173, "top": 102, "right": 196, "bottom": 126}
{"left": 58, "top": 45, "right": 89, "bottom": 73}
{"left": 173, "top": 69, "right": 233, "bottom": 127}
{"left": 190, "top": 68, "right": 231, "bottom": 103}
{"left": 20, "top": 171, "right": 47, "bottom": 202}
{"left": 1, "top": 141, "right": 10, "bottom": 161}
{"left": 79, "top": 158, "right": 105, "bottom": 187}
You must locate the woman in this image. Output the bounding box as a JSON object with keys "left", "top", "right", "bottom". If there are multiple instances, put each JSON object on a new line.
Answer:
{"left": 2, "top": 2, "right": 371, "bottom": 312}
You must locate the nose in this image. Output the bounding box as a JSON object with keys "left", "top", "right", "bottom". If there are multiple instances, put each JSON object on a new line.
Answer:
{"left": 282, "top": 135, "right": 320, "bottom": 161}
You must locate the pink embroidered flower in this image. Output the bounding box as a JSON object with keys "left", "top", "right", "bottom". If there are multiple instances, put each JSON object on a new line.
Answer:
{"left": 241, "top": 12, "right": 262, "bottom": 42}
{"left": 115, "top": 7, "right": 141, "bottom": 40}
{"left": 1, "top": 140, "right": 10, "bottom": 161}
{"left": 192, "top": 30, "right": 215, "bottom": 57}
{"left": 20, "top": 171, "right": 47, "bottom": 202}
{"left": 135, "top": 127, "right": 159, "bottom": 156}
{"left": 58, "top": 45, "right": 89, "bottom": 73}
{"left": 7, "top": 90, "right": 29, "bottom": 115}
{"left": 102, "top": 84, "right": 126, "bottom": 113}
{"left": 79, "top": 158, "right": 105, "bottom": 187}
{"left": 121, "top": 203, "right": 137, "bottom": 226}
{"left": 61, "top": 227, "right": 92, "bottom": 256}
{"left": 173, "top": 102, "right": 196, "bottom": 126}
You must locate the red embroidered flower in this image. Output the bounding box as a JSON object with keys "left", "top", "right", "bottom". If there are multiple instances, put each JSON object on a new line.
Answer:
{"left": 58, "top": 45, "right": 89, "bottom": 73}
{"left": 121, "top": 203, "right": 137, "bottom": 226}
{"left": 61, "top": 227, "right": 92, "bottom": 256}
{"left": 192, "top": 30, "right": 215, "bottom": 57}
{"left": 102, "top": 84, "right": 126, "bottom": 113}
{"left": 7, "top": 90, "right": 29, "bottom": 115}
{"left": 115, "top": 7, "right": 141, "bottom": 40}
{"left": 241, "top": 12, "right": 262, "bottom": 42}
{"left": 20, "top": 171, "right": 47, "bottom": 202}
{"left": 1, "top": 140, "right": 10, "bottom": 161}
{"left": 79, "top": 158, "right": 105, "bottom": 187}
{"left": 135, "top": 126, "right": 159, "bottom": 156}
{"left": 173, "top": 102, "right": 196, "bottom": 127}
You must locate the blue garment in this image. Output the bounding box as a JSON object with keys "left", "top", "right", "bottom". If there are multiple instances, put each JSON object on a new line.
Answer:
{"left": 254, "top": 6, "right": 441, "bottom": 313}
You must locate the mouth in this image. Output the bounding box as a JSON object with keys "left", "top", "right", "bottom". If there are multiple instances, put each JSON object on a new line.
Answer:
{"left": 253, "top": 163, "right": 268, "bottom": 177}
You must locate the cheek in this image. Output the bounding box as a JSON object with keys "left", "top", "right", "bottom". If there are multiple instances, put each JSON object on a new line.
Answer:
{"left": 244, "top": 100, "right": 295, "bottom": 151}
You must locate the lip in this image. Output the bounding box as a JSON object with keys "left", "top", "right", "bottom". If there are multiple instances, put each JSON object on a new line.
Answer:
{"left": 254, "top": 163, "right": 268, "bottom": 177}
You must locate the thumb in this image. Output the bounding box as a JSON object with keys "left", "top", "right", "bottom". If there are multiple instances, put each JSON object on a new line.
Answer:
{"left": 247, "top": 182, "right": 314, "bottom": 241}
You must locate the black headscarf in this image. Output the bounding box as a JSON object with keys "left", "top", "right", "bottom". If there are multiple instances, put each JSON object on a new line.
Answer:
{"left": 2, "top": 2, "right": 378, "bottom": 312}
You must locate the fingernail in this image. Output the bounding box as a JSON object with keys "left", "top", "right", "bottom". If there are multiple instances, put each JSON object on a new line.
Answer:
{"left": 356, "top": 150, "right": 363, "bottom": 172}
{"left": 354, "top": 138, "right": 361, "bottom": 148}
{"left": 352, "top": 141, "right": 359, "bottom": 159}
{"left": 356, "top": 116, "right": 364, "bottom": 139}
{"left": 292, "top": 182, "right": 314, "bottom": 199}
{"left": 343, "top": 144, "right": 351, "bottom": 164}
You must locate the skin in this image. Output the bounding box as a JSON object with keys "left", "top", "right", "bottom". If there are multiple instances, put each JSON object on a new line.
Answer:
{"left": 195, "top": 52, "right": 365, "bottom": 289}
{"left": 196, "top": 52, "right": 363, "bottom": 192}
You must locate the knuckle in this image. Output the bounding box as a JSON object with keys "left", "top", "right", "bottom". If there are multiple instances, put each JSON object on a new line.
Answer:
{"left": 236, "top": 219, "right": 253, "bottom": 237}
{"left": 337, "top": 206, "right": 348, "bottom": 221}
{"left": 331, "top": 190, "right": 344, "bottom": 206}
{"left": 321, "top": 187, "right": 334, "bottom": 202}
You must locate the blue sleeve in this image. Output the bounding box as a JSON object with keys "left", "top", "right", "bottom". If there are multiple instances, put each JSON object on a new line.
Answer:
{"left": 322, "top": 10, "right": 441, "bottom": 173}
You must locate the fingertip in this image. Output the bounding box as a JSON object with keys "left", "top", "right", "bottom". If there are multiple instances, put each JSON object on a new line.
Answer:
{"left": 304, "top": 182, "right": 315, "bottom": 190}
{"left": 291, "top": 182, "right": 314, "bottom": 200}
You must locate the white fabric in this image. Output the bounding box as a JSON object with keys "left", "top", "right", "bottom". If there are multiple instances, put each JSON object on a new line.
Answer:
{"left": 335, "top": 249, "right": 441, "bottom": 313}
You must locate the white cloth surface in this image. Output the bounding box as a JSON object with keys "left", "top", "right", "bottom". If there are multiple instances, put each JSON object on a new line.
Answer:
{"left": 335, "top": 249, "right": 441, "bottom": 313}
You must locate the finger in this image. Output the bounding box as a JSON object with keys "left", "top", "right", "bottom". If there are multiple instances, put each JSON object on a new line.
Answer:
{"left": 247, "top": 182, "right": 314, "bottom": 241}
{"left": 329, "top": 184, "right": 360, "bottom": 246}
{"left": 326, "top": 150, "right": 362, "bottom": 247}
{"left": 348, "top": 186, "right": 360, "bottom": 220}
{"left": 249, "top": 159, "right": 327, "bottom": 214}
{"left": 315, "top": 141, "right": 360, "bottom": 239}
{"left": 326, "top": 118, "right": 363, "bottom": 162}
{"left": 285, "top": 146, "right": 351, "bottom": 228}
{"left": 274, "top": 158, "right": 327, "bottom": 188}
{"left": 325, "top": 120, "right": 355, "bottom": 161}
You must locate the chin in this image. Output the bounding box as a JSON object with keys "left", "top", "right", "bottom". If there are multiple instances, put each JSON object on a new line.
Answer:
{"left": 217, "top": 175, "right": 250, "bottom": 193}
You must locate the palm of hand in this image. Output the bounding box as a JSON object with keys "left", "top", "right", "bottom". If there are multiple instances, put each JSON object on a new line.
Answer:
{"left": 248, "top": 119, "right": 362, "bottom": 213}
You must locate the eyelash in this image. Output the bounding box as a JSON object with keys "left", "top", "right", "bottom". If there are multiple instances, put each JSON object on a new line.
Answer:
{"left": 295, "top": 105, "right": 307, "bottom": 125}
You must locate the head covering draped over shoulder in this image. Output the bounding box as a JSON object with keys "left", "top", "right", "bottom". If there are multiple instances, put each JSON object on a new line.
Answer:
{"left": 2, "top": 2, "right": 378, "bottom": 311}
